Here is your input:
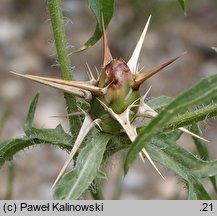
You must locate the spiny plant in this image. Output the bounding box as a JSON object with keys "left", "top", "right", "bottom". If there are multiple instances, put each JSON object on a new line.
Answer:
{"left": 1, "top": 0, "right": 217, "bottom": 199}
{"left": 13, "top": 15, "right": 209, "bottom": 187}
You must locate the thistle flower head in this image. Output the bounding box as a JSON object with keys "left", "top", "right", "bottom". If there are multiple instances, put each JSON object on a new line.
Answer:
{"left": 11, "top": 15, "right": 207, "bottom": 189}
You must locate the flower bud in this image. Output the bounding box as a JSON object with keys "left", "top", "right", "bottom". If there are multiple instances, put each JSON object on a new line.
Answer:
{"left": 98, "top": 58, "right": 139, "bottom": 114}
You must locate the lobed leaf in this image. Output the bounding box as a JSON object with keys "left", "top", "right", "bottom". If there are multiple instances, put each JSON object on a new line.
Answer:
{"left": 0, "top": 138, "right": 32, "bottom": 167}
{"left": 0, "top": 136, "right": 71, "bottom": 168}
{"left": 150, "top": 137, "right": 217, "bottom": 179}
{"left": 0, "top": 94, "right": 73, "bottom": 168}
{"left": 53, "top": 132, "right": 113, "bottom": 200}
{"left": 75, "top": 0, "right": 115, "bottom": 52}
{"left": 105, "top": 129, "right": 217, "bottom": 199}
{"left": 146, "top": 135, "right": 217, "bottom": 199}
{"left": 125, "top": 74, "right": 217, "bottom": 173}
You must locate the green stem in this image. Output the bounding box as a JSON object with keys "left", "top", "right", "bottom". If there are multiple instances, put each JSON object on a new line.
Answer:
{"left": 48, "top": 0, "right": 80, "bottom": 136}
{"left": 164, "top": 104, "right": 217, "bottom": 131}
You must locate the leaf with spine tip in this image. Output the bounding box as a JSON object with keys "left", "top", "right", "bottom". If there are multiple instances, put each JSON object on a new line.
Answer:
{"left": 53, "top": 132, "right": 113, "bottom": 200}
{"left": 0, "top": 94, "right": 73, "bottom": 168}
{"left": 75, "top": 0, "right": 114, "bottom": 52}
{"left": 125, "top": 74, "right": 217, "bottom": 174}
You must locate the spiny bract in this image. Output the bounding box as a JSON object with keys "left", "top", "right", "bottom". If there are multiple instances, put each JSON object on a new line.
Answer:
{"left": 12, "top": 15, "right": 207, "bottom": 189}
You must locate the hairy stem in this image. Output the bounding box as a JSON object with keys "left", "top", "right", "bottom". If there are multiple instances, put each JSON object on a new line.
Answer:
{"left": 165, "top": 104, "right": 217, "bottom": 130}
{"left": 48, "top": 0, "right": 80, "bottom": 136}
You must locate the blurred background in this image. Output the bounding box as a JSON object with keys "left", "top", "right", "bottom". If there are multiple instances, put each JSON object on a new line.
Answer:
{"left": 0, "top": 0, "right": 217, "bottom": 199}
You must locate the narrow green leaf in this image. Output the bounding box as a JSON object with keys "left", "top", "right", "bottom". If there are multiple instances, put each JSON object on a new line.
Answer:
{"left": 125, "top": 74, "right": 217, "bottom": 173}
{"left": 25, "top": 124, "right": 72, "bottom": 146}
{"left": 187, "top": 176, "right": 211, "bottom": 200}
{"left": 0, "top": 93, "right": 74, "bottom": 168}
{"left": 0, "top": 94, "right": 73, "bottom": 167}
{"left": 191, "top": 124, "right": 209, "bottom": 160}
{"left": 145, "top": 136, "right": 217, "bottom": 199}
{"left": 75, "top": 0, "right": 114, "bottom": 52}
{"left": 0, "top": 136, "right": 72, "bottom": 168}
{"left": 24, "top": 93, "right": 39, "bottom": 129}
{"left": 53, "top": 132, "right": 112, "bottom": 200}
{"left": 178, "top": 0, "right": 187, "bottom": 14}
{"left": 147, "top": 96, "right": 173, "bottom": 112}
{"left": 149, "top": 137, "right": 217, "bottom": 179}
{"left": 0, "top": 138, "right": 32, "bottom": 167}
{"left": 24, "top": 94, "right": 72, "bottom": 145}
{"left": 191, "top": 124, "right": 217, "bottom": 193}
